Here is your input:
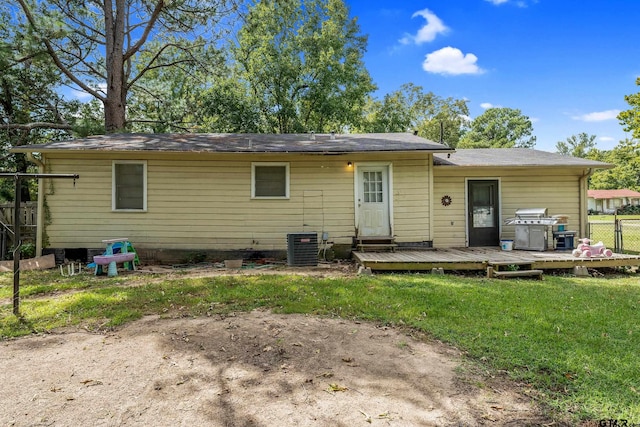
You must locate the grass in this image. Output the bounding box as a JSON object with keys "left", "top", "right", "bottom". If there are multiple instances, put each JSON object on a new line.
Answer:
{"left": 2, "top": 269, "right": 640, "bottom": 422}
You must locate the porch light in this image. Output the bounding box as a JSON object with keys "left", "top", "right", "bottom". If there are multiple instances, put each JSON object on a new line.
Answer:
{"left": 347, "top": 162, "right": 353, "bottom": 168}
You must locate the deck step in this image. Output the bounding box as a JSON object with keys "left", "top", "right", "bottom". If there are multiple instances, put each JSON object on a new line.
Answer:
{"left": 356, "top": 243, "right": 398, "bottom": 252}
{"left": 487, "top": 267, "right": 543, "bottom": 279}
{"left": 355, "top": 236, "right": 396, "bottom": 252}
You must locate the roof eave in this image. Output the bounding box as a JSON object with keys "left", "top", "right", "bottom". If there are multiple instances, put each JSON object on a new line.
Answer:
{"left": 12, "top": 147, "right": 456, "bottom": 155}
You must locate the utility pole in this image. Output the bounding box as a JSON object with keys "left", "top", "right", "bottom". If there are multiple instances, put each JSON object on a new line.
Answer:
{"left": 0, "top": 173, "right": 79, "bottom": 315}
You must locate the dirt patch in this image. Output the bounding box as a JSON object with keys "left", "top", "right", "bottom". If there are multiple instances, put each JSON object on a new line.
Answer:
{"left": 0, "top": 310, "right": 558, "bottom": 426}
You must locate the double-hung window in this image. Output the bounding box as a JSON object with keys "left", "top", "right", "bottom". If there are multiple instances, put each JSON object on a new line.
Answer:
{"left": 251, "top": 162, "right": 289, "bottom": 199}
{"left": 113, "top": 161, "right": 147, "bottom": 211}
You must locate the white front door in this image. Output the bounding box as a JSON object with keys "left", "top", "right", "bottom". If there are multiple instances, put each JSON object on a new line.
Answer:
{"left": 357, "top": 165, "right": 391, "bottom": 236}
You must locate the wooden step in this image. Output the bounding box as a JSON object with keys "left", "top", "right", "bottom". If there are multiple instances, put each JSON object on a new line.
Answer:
{"left": 487, "top": 267, "right": 543, "bottom": 279}
{"left": 356, "top": 243, "right": 398, "bottom": 252}
{"left": 355, "top": 236, "right": 396, "bottom": 252}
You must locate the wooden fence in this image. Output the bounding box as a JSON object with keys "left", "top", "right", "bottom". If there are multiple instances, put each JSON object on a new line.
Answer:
{"left": 0, "top": 201, "right": 37, "bottom": 256}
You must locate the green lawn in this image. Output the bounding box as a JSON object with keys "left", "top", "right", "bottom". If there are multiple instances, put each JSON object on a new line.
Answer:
{"left": 1, "top": 270, "right": 640, "bottom": 423}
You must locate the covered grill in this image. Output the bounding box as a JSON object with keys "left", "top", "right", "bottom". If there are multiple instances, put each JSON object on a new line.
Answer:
{"left": 504, "top": 208, "right": 561, "bottom": 251}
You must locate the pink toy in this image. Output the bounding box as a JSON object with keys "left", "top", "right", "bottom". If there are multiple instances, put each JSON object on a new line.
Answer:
{"left": 572, "top": 238, "right": 613, "bottom": 258}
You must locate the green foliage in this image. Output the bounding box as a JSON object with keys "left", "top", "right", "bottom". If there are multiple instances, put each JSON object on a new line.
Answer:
{"left": 0, "top": 4, "right": 101, "bottom": 193}
{"left": 356, "top": 83, "right": 469, "bottom": 147}
{"left": 0, "top": 6, "right": 74, "bottom": 177}
{"left": 198, "top": 77, "right": 262, "bottom": 132}
{"left": 618, "top": 76, "right": 640, "bottom": 139}
{"left": 616, "top": 204, "right": 640, "bottom": 215}
{"left": 233, "top": 0, "right": 376, "bottom": 133}
{"left": 458, "top": 107, "right": 536, "bottom": 148}
{"left": 5, "top": 242, "right": 36, "bottom": 260}
{"left": 589, "top": 139, "right": 640, "bottom": 191}
{"left": 127, "top": 38, "right": 229, "bottom": 133}
{"left": 14, "top": 0, "right": 242, "bottom": 133}
{"left": 555, "top": 132, "right": 597, "bottom": 157}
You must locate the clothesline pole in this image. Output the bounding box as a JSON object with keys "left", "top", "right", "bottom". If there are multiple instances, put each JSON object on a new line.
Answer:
{"left": 0, "top": 172, "right": 79, "bottom": 316}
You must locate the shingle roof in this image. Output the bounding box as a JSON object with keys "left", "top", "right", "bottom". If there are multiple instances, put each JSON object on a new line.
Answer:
{"left": 433, "top": 148, "right": 612, "bottom": 168}
{"left": 11, "top": 133, "right": 454, "bottom": 154}
{"left": 588, "top": 189, "right": 640, "bottom": 199}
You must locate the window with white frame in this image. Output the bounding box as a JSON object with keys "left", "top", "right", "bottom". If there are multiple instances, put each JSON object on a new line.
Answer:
{"left": 113, "top": 161, "right": 147, "bottom": 211}
{"left": 252, "top": 162, "right": 289, "bottom": 199}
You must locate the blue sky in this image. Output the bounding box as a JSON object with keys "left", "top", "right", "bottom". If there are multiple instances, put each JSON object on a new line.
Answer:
{"left": 347, "top": 0, "right": 640, "bottom": 151}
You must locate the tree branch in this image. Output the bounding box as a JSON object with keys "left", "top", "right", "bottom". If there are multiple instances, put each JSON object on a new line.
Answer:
{"left": 15, "top": 0, "right": 106, "bottom": 102}
{"left": 0, "top": 122, "right": 73, "bottom": 131}
{"left": 123, "top": 0, "right": 165, "bottom": 61}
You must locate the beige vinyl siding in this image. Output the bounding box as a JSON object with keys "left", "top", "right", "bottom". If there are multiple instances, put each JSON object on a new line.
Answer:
{"left": 391, "top": 157, "right": 431, "bottom": 242}
{"left": 433, "top": 167, "right": 583, "bottom": 248}
{"left": 41, "top": 151, "right": 433, "bottom": 250}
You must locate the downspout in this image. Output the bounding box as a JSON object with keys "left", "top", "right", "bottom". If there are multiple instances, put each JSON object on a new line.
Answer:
{"left": 579, "top": 168, "right": 594, "bottom": 239}
{"left": 26, "top": 152, "right": 45, "bottom": 256}
{"left": 428, "top": 154, "right": 434, "bottom": 244}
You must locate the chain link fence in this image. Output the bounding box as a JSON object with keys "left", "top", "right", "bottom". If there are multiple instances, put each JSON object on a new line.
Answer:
{"left": 588, "top": 219, "right": 640, "bottom": 254}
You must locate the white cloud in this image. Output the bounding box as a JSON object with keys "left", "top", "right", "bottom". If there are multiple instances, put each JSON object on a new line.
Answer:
{"left": 572, "top": 110, "right": 620, "bottom": 122}
{"left": 422, "top": 47, "right": 484, "bottom": 75}
{"left": 485, "top": 0, "right": 532, "bottom": 7}
{"left": 399, "top": 8, "right": 448, "bottom": 45}
{"left": 68, "top": 83, "right": 107, "bottom": 100}
{"left": 599, "top": 136, "right": 615, "bottom": 142}
{"left": 480, "top": 102, "right": 495, "bottom": 109}
{"left": 71, "top": 89, "right": 93, "bottom": 100}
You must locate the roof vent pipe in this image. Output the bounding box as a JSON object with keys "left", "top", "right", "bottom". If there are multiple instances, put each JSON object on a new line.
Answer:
{"left": 330, "top": 131, "right": 335, "bottom": 140}
{"left": 310, "top": 131, "right": 315, "bottom": 141}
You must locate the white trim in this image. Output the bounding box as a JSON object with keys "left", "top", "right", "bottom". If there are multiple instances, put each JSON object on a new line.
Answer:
{"left": 112, "top": 160, "right": 147, "bottom": 212}
{"left": 251, "top": 162, "right": 290, "bottom": 199}
{"left": 464, "top": 177, "right": 501, "bottom": 247}
{"left": 354, "top": 162, "right": 393, "bottom": 236}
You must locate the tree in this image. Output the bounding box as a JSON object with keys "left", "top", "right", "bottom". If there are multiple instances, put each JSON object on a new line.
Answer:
{"left": 618, "top": 77, "right": 640, "bottom": 139}
{"left": 0, "top": 8, "right": 75, "bottom": 200}
{"left": 589, "top": 139, "right": 640, "bottom": 191}
{"left": 15, "top": 0, "right": 239, "bottom": 133}
{"left": 356, "top": 83, "right": 469, "bottom": 147}
{"left": 234, "top": 0, "right": 376, "bottom": 133}
{"left": 458, "top": 107, "right": 536, "bottom": 148}
{"left": 126, "top": 40, "right": 228, "bottom": 133}
{"left": 555, "top": 133, "right": 597, "bottom": 157}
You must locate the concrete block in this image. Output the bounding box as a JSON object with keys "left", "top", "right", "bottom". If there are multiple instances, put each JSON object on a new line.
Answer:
{"left": 357, "top": 265, "right": 373, "bottom": 275}
{"left": 573, "top": 266, "right": 590, "bottom": 277}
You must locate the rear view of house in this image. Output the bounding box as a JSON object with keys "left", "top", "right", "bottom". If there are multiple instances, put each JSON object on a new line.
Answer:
{"left": 13, "top": 133, "right": 452, "bottom": 262}
{"left": 13, "top": 133, "right": 611, "bottom": 263}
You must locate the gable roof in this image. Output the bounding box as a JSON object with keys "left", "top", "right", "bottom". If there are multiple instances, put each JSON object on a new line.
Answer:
{"left": 433, "top": 148, "right": 612, "bottom": 168}
{"left": 11, "top": 133, "right": 454, "bottom": 154}
{"left": 588, "top": 189, "right": 640, "bottom": 199}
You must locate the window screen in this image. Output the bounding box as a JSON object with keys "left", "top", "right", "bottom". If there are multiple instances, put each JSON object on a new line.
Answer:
{"left": 114, "top": 162, "right": 145, "bottom": 210}
{"left": 253, "top": 164, "right": 288, "bottom": 198}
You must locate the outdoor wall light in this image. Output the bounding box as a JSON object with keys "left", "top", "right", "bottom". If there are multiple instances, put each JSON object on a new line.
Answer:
{"left": 347, "top": 161, "right": 353, "bottom": 168}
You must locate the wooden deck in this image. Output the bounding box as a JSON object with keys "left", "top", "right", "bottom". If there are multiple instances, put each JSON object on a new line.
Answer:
{"left": 353, "top": 247, "right": 640, "bottom": 272}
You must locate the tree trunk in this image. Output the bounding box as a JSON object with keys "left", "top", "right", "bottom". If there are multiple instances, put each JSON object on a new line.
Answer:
{"left": 104, "top": 95, "right": 126, "bottom": 133}
{"left": 104, "top": 0, "right": 127, "bottom": 133}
